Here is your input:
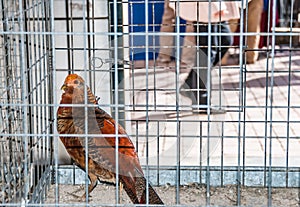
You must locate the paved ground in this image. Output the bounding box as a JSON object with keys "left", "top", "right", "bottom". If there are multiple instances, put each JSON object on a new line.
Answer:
{"left": 128, "top": 48, "right": 300, "bottom": 168}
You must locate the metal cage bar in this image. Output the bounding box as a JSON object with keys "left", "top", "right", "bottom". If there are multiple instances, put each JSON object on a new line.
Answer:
{"left": 0, "top": 0, "right": 299, "bottom": 206}
{"left": 0, "top": 0, "right": 53, "bottom": 205}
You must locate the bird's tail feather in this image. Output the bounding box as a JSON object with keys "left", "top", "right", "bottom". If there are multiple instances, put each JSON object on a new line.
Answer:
{"left": 135, "top": 169, "right": 164, "bottom": 205}
{"left": 120, "top": 175, "right": 140, "bottom": 204}
{"left": 138, "top": 176, "right": 164, "bottom": 204}
{"left": 120, "top": 175, "right": 164, "bottom": 204}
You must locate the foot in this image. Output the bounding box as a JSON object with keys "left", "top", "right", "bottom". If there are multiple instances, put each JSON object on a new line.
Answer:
{"left": 181, "top": 90, "right": 226, "bottom": 114}
{"left": 192, "top": 107, "right": 226, "bottom": 114}
{"left": 66, "top": 186, "right": 92, "bottom": 202}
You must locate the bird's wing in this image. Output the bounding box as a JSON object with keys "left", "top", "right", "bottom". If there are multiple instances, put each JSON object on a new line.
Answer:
{"left": 74, "top": 106, "right": 144, "bottom": 203}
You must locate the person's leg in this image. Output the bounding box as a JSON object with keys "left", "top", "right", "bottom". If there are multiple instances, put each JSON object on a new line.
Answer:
{"left": 245, "top": 0, "right": 263, "bottom": 64}
{"left": 184, "top": 23, "right": 212, "bottom": 106}
{"left": 183, "top": 23, "right": 227, "bottom": 113}
{"left": 157, "top": 0, "right": 175, "bottom": 63}
{"left": 181, "top": 21, "right": 196, "bottom": 68}
{"left": 213, "top": 22, "right": 233, "bottom": 66}
{"left": 221, "top": 19, "right": 239, "bottom": 65}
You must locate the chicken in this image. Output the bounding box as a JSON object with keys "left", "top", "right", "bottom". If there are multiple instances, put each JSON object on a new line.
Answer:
{"left": 56, "top": 73, "right": 163, "bottom": 204}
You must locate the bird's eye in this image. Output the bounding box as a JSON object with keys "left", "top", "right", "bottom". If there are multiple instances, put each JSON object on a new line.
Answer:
{"left": 74, "top": 80, "right": 79, "bottom": 84}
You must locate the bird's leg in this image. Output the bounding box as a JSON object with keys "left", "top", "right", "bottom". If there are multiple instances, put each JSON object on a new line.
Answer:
{"left": 80, "top": 174, "right": 98, "bottom": 201}
{"left": 117, "top": 182, "right": 124, "bottom": 203}
{"left": 67, "top": 185, "right": 84, "bottom": 198}
{"left": 120, "top": 182, "right": 123, "bottom": 192}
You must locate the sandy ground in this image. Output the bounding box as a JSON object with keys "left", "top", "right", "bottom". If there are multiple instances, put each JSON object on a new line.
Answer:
{"left": 45, "top": 183, "right": 299, "bottom": 206}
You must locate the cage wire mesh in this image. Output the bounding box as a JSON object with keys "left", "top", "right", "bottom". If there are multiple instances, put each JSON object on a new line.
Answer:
{"left": 0, "top": 0, "right": 53, "bottom": 205}
{"left": 0, "top": 0, "right": 300, "bottom": 206}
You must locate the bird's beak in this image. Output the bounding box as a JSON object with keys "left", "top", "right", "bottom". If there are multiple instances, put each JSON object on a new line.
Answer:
{"left": 61, "top": 84, "right": 67, "bottom": 91}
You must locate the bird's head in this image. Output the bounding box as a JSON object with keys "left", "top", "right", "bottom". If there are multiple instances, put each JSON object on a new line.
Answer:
{"left": 61, "top": 74, "right": 85, "bottom": 93}
{"left": 60, "top": 73, "right": 97, "bottom": 105}
{"left": 59, "top": 73, "right": 87, "bottom": 105}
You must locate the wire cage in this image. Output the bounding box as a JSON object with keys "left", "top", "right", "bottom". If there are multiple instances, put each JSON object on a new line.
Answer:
{"left": 1, "top": 0, "right": 300, "bottom": 206}
{"left": 0, "top": 0, "right": 53, "bottom": 204}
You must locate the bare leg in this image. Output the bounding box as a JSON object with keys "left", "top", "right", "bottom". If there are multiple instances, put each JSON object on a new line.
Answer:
{"left": 157, "top": 0, "right": 175, "bottom": 63}
{"left": 181, "top": 21, "right": 196, "bottom": 71}
{"left": 245, "top": 0, "right": 263, "bottom": 63}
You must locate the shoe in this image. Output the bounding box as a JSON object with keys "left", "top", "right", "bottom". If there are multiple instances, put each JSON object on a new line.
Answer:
{"left": 180, "top": 87, "right": 226, "bottom": 115}
{"left": 191, "top": 93, "right": 226, "bottom": 115}
{"left": 192, "top": 106, "right": 227, "bottom": 114}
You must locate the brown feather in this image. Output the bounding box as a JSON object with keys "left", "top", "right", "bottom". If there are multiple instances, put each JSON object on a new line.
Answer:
{"left": 57, "top": 74, "right": 163, "bottom": 204}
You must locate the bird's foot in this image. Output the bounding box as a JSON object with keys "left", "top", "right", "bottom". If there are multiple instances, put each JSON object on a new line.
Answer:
{"left": 71, "top": 185, "right": 84, "bottom": 194}
{"left": 79, "top": 193, "right": 92, "bottom": 202}
{"left": 67, "top": 192, "right": 82, "bottom": 200}
{"left": 67, "top": 192, "right": 92, "bottom": 202}
{"left": 67, "top": 186, "right": 92, "bottom": 202}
